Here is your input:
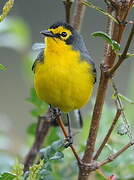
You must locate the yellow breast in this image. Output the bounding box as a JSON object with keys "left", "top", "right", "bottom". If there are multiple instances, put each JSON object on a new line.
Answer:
{"left": 34, "top": 38, "right": 94, "bottom": 112}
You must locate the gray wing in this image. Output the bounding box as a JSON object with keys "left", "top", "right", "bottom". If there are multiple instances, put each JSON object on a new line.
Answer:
{"left": 32, "top": 49, "right": 44, "bottom": 73}
{"left": 61, "top": 110, "right": 83, "bottom": 129}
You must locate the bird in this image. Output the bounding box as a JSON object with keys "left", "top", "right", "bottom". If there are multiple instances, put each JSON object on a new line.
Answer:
{"left": 32, "top": 22, "right": 96, "bottom": 138}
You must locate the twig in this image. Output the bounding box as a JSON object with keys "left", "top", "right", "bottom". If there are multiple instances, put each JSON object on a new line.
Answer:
{"left": 56, "top": 115, "right": 81, "bottom": 163}
{"left": 109, "top": 23, "right": 134, "bottom": 75}
{"left": 71, "top": 0, "right": 86, "bottom": 31}
{"left": 93, "top": 109, "right": 122, "bottom": 160}
{"left": 111, "top": 79, "right": 133, "bottom": 139}
{"left": 99, "top": 141, "right": 134, "bottom": 167}
{"left": 24, "top": 112, "right": 51, "bottom": 171}
{"left": 63, "top": 0, "right": 73, "bottom": 24}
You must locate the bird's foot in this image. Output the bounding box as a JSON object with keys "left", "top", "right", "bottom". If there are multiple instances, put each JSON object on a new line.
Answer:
{"left": 49, "top": 107, "right": 61, "bottom": 126}
{"left": 64, "top": 136, "right": 73, "bottom": 148}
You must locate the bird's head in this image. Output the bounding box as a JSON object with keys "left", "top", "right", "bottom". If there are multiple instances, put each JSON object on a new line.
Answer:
{"left": 40, "top": 22, "right": 79, "bottom": 52}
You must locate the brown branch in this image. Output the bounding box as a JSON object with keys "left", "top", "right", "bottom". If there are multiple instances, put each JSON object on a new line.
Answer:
{"left": 109, "top": 23, "right": 134, "bottom": 75}
{"left": 93, "top": 109, "right": 122, "bottom": 160}
{"left": 78, "top": 1, "right": 133, "bottom": 179}
{"left": 63, "top": 0, "right": 73, "bottom": 24}
{"left": 24, "top": 112, "right": 51, "bottom": 172}
{"left": 99, "top": 141, "right": 134, "bottom": 167}
{"left": 56, "top": 115, "right": 81, "bottom": 164}
{"left": 71, "top": 0, "right": 86, "bottom": 31}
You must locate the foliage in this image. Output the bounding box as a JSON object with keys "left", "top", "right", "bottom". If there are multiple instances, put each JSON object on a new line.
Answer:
{"left": 92, "top": 31, "right": 120, "bottom": 52}
{"left": 0, "top": 64, "right": 6, "bottom": 70}
{"left": 0, "top": 1, "right": 134, "bottom": 180}
{"left": 0, "top": 0, "right": 14, "bottom": 23}
{"left": 26, "top": 88, "right": 48, "bottom": 117}
{"left": 83, "top": 1, "right": 118, "bottom": 24}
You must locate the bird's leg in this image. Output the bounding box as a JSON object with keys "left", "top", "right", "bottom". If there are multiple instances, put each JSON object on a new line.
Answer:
{"left": 49, "top": 105, "right": 61, "bottom": 126}
{"left": 64, "top": 113, "right": 73, "bottom": 148}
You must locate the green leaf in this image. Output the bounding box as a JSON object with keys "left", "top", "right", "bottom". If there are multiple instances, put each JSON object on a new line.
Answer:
{"left": 118, "top": 93, "right": 134, "bottom": 104}
{"left": 27, "top": 88, "right": 48, "bottom": 117}
{"left": 92, "top": 31, "right": 113, "bottom": 45}
{"left": 0, "top": 172, "right": 16, "bottom": 180}
{"left": 0, "top": 17, "right": 31, "bottom": 52}
{"left": 92, "top": 31, "right": 120, "bottom": 52}
{"left": 0, "top": 64, "right": 6, "bottom": 70}
{"left": 39, "top": 169, "right": 54, "bottom": 180}
{"left": 40, "top": 139, "right": 65, "bottom": 162}
{"left": 27, "top": 123, "right": 37, "bottom": 135}
{"left": 112, "top": 40, "right": 121, "bottom": 51}
{"left": 126, "top": 53, "right": 134, "bottom": 58}
{"left": 49, "top": 152, "right": 64, "bottom": 161}
{"left": 83, "top": 1, "right": 118, "bottom": 24}
{"left": 51, "top": 139, "right": 65, "bottom": 151}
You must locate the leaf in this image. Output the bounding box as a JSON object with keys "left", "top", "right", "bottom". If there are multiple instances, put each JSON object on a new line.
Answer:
{"left": 126, "top": 53, "right": 134, "bottom": 58}
{"left": 0, "top": 17, "right": 31, "bottom": 52}
{"left": 0, "top": 172, "right": 16, "bottom": 180}
{"left": 112, "top": 40, "right": 120, "bottom": 51}
{"left": 92, "top": 31, "right": 113, "bottom": 45}
{"left": 39, "top": 169, "right": 54, "bottom": 180}
{"left": 27, "top": 88, "right": 48, "bottom": 117}
{"left": 117, "top": 123, "right": 128, "bottom": 136}
{"left": 113, "top": 93, "right": 134, "bottom": 104}
{"left": 40, "top": 139, "right": 65, "bottom": 161}
{"left": 27, "top": 123, "right": 37, "bottom": 135}
{"left": 83, "top": 1, "right": 118, "bottom": 24}
{"left": 49, "top": 152, "right": 64, "bottom": 161}
{"left": 0, "top": 64, "right": 6, "bottom": 70}
{"left": 92, "top": 31, "right": 120, "bottom": 52}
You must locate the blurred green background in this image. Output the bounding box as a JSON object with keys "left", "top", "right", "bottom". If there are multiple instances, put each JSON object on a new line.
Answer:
{"left": 0, "top": 0, "right": 134, "bottom": 179}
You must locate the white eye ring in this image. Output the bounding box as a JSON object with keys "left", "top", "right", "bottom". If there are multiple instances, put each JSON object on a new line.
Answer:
{"left": 61, "top": 32, "right": 67, "bottom": 37}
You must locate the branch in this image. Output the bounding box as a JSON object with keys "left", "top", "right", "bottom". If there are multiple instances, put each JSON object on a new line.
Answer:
{"left": 63, "top": 0, "right": 73, "bottom": 24}
{"left": 71, "top": 0, "right": 86, "bottom": 31}
{"left": 99, "top": 141, "right": 134, "bottom": 167}
{"left": 56, "top": 115, "right": 81, "bottom": 164}
{"left": 78, "top": 1, "right": 133, "bottom": 179}
{"left": 93, "top": 109, "right": 122, "bottom": 160}
{"left": 109, "top": 23, "right": 134, "bottom": 75}
{"left": 24, "top": 112, "right": 51, "bottom": 172}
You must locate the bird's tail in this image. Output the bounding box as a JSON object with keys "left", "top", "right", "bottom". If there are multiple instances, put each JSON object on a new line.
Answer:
{"left": 61, "top": 110, "right": 83, "bottom": 129}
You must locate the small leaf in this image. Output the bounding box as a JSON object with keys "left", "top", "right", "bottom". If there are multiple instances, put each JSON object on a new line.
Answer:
{"left": 0, "top": 64, "right": 6, "bottom": 70}
{"left": 92, "top": 31, "right": 113, "bottom": 45}
{"left": 126, "top": 53, "right": 134, "bottom": 58}
{"left": 113, "top": 93, "right": 134, "bottom": 104}
{"left": 112, "top": 40, "right": 120, "bottom": 51}
{"left": 0, "top": 172, "right": 16, "bottom": 180}
{"left": 49, "top": 151, "right": 64, "bottom": 160}
{"left": 27, "top": 123, "right": 37, "bottom": 135}
{"left": 40, "top": 139, "right": 65, "bottom": 161}
{"left": 27, "top": 88, "right": 48, "bottom": 117}
{"left": 39, "top": 169, "right": 54, "bottom": 180}
{"left": 51, "top": 139, "right": 65, "bottom": 151}
{"left": 83, "top": 1, "right": 118, "bottom": 24}
{"left": 92, "top": 31, "right": 120, "bottom": 52}
{"left": 117, "top": 123, "right": 128, "bottom": 136}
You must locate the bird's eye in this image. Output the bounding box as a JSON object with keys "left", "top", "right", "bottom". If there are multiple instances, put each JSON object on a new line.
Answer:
{"left": 61, "top": 32, "right": 67, "bottom": 37}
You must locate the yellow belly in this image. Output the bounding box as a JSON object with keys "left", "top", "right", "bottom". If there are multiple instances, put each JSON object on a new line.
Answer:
{"left": 34, "top": 49, "right": 94, "bottom": 112}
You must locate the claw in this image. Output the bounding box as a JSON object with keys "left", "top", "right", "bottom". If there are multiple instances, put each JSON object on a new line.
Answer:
{"left": 64, "top": 136, "right": 73, "bottom": 148}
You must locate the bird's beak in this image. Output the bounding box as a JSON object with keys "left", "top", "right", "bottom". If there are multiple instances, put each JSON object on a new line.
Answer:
{"left": 40, "top": 30, "right": 55, "bottom": 37}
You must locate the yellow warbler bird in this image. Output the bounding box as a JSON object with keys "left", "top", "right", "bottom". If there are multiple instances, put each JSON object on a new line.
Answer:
{"left": 32, "top": 22, "right": 96, "bottom": 129}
